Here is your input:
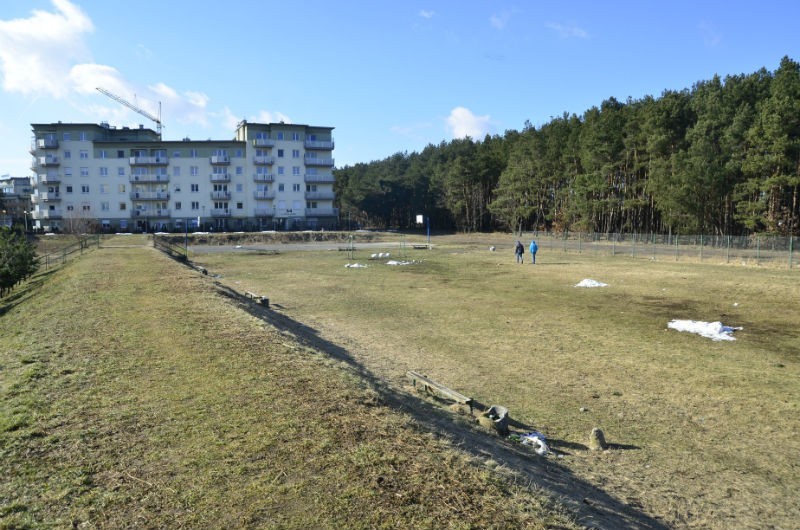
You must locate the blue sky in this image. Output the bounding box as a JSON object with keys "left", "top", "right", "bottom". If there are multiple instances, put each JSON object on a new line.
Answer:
{"left": 1, "top": 0, "right": 798, "bottom": 177}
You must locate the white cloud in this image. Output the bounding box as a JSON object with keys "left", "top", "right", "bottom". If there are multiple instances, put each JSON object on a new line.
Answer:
{"left": 419, "top": 9, "right": 435, "bottom": 19}
{"left": 222, "top": 107, "right": 291, "bottom": 131}
{"left": 489, "top": 11, "right": 511, "bottom": 30}
{"left": 698, "top": 21, "right": 721, "bottom": 48}
{"left": 546, "top": 21, "right": 589, "bottom": 39}
{"left": 0, "top": 0, "right": 93, "bottom": 97}
{"left": 446, "top": 107, "right": 492, "bottom": 139}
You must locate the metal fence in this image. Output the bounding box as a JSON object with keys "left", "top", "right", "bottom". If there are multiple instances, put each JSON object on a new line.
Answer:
{"left": 39, "top": 234, "right": 101, "bottom": 270}
{"left": 524, "top": 232, "right": 797, "bottom": 269}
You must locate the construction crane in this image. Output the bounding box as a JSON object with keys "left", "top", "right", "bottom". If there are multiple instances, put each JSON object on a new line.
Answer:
{"left": 96, "top": 87, "right": 162, "bottom": 138}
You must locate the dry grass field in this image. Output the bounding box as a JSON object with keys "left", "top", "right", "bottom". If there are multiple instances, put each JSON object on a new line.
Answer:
{"left": 192, "top": 232, "right": 800, "bottom": 529}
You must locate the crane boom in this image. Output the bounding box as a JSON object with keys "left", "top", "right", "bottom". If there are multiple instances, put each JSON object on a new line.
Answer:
{"left": 96, "top": 87, "right": 162, "bottom": 138}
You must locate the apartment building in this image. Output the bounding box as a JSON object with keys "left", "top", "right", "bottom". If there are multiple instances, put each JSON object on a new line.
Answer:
{"left": 0, "top": 175, "right": 33, "bottom": 228}
{"left": 29, "top": 120, "right": 336, "bottom": 232}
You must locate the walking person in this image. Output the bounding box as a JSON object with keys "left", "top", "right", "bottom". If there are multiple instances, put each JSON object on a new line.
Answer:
{"left": 529, "top": 239, "right": 538, "bottom": 264}
{"left": 515, "top": 240, "right": 524, "bottom": 264}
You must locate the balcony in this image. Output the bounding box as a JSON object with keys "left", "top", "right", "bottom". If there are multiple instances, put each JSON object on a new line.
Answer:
{"left": 130, "top": 191, "right": 170, "bottom": 201}
{"left": 306, "top": 207, "right": 339, "bottom": 217}
{"left": 304, "top": 156, "right": 334, "bottom": 167}
{"left": 33, "top": 155, "right": 59, "bottom": 167}
{"left": 253, "top": 138, "right": 275, "bottom": 148}
{"left": 254, "top": 191, "right": 275, "bottom": 200}
{"left": 304, "top": 140, "right": 334, "bottom": 150}
{"left": 210, "top": 173, "right": 231, "bottom": 183}
{"left": 305, "top": 190, "right": 336, "bottom": 200}
{"left": 129, "top": 156, "right": 169, "bottom": 165}
{"left": 38, "top": 174, "right": 61, "bottom": 184}
{"left": 254, "top": 208, "right": 273, "bottom": 217}
{"left": 253, "top": 173, "right": 274, "bottom": 182}
{"left": 133, "top": 209, "right": 171, "bottom": 218}
{"left": 304, "top": 174, "right": 335, "bottom": 183}
{"left": 211, "top": 191, "right": 232, "bottom": 200}
{"left": 210, "top": 155, "right": 230, "bottom": 164}
{"left": 35, "top": 192, "right": 62, "bottom": 202}
{"left": 129, "top": 175, "right": 170, "bottom": 184}
{"left": 253, "top": 155, "right": 275, "bottom": 165}
{"left": 210, "top": 208, "right": 231, "bottom": 217}
{"left": 38, "top": 209, "right": 63, "bottom": 219}
{"left": 35, "top": 138, "right": 59, "bottom": 150}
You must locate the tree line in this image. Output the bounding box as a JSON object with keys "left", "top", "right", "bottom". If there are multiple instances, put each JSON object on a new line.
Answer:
{"left": 0, "top": 228, "right": 39, "bottom": 297}
{"left": 334, "top": 56, "right": 800, "bottom": 236}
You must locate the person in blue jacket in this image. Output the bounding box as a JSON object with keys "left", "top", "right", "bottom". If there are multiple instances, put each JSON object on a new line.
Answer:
{"left": 529, "top": 240, "right": 538, "bottom": 264}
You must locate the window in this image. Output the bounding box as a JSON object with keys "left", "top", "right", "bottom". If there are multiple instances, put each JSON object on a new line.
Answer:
{"left": 306, "top": 184, "right": 317, "bottom": 192}
{"left": 278, "top": 166, "right": 284, "bottom": 175}
{"left": 66, "top": 185, "right": 73, "bottom": 193}
{"left": 173, "top": 166, "right": 181, "bottom": 177}
{"left": 292, "top": 149, "right": 300, "bottom": 158}
{"left": 292, "top": 183, "right": 301, "bottom": 192}
{"left": 100, "top": 167, "right": 108, "bottom": 176}
{"left": 306, "top": 168, "right": 317, "bottom": 176}
{"left": 190, "top": 166, "right": 199, "bottom": 176}
{"left": 64, "top": 167, "right": 73, "bottom": 177}
{"left": 174, "top": 185, "right": 181, "bottom": 192}
{"left": 175, "top": 201, "right": 182, "bottom": 210}
{"left": 292, "top": 166, "right": 300, "bottom": 176}
{"left": 81, "top": 185, "right": 90, "bottom": 193}
{"left": 118, "top": 184, "right": 126, "bottom": 193}
{"left": 277, "top": 132, "right": 284, "bottom": 140}
{"left": 277, "top": 149, "right": 284, "bottom": 158}
{"left": 79, "top": 132, "right": 87, "bottom": 141}
{"left": 101, "top": 202, "right": 110, "bottom": 211}
{"left": 64, "top": 150, "right": 71, "bottom": 159}
{"left": 82, "top": 204, "right": 91, "bottom": 211}
{"left": 307, "top": 201, "right": 318, "bottom": 209}
{"left": 191, "top": 201, "right": 199, "bottom": 210}
{"left": 172, "top": 150, "right": 181, "bottom": 158}
{"left": 278, "top": 183, "right": 285, "bottom": 192}
{"left": 80, "top": 150, "right": 88, "bottom": 159}
{"left": 119, "top": 203, "right": 126, "bottom": 210}
{"left": 256, "top": 131, "right": 269, "bottom": 140}
{"left": 66, "top": 204, "right": 74, "bottom": 211}
{"left": 292, "top": 132, "right": 300, "bottom": 141}
{"left": 190, "top": 183, "right": 199, "bottom": 192}
{"left": 80, "top": 167, "right": 89, "bottom": 177}
{"left": 117, "top": 150, "right": 124, "bottom": 158}
{"left": 236, "top": 202, "right": 243, "bottom": 209}
{"left": 235, "top": 183, "right": 243, "bottom": 192}
{"left": 235, "top": 149, "right": 243, "bottom": 157}
{"left": 100, "top": 150, "right": 107, "bottom": 159}
{"left": 99, "top": 184, "right": 109, "bottom": 194}
{"left": 190, "top": 149, "right": 198, "bottom": 158}
{"left": 118, "top": 167, "right": 125, "bottom": 176}
{"left": 213, "top": 201, "right": 228, "bottom": 209}
{"left": 308, "top": 134, "right": 316, "bottom": 141}
{"left": 235, "top": 166, "right": 243, "bottom": 175}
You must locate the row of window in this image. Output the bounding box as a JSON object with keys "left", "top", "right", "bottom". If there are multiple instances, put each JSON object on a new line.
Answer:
{"left": 46, "top": 183, "right": 323, "bottom": 195}
{"left": 47, "top": 200, "right": 322, "bottom": 213}
{"left": 47, "top": 165, "right": 319, "bottom": 177}
{"left": 45, "top": 131, "right": 321, "bottom": 143}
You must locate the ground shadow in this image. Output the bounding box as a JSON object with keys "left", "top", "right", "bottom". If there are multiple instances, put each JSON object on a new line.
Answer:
{"left": 210, "top": 278, "right": 670, "bottom": 530}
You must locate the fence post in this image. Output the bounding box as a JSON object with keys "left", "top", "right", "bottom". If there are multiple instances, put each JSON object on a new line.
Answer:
{"left": 726, "top": 235, "right": 730, "bottom": 263}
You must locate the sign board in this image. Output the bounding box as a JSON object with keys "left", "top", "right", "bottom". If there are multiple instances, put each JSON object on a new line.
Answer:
{"left": 416, "top": 214, "right": 424, "bottom": 224}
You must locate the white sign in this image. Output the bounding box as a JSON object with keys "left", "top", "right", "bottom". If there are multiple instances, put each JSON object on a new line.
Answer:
{"left": 416, "top": 214, "right": 424, "bottom": 224}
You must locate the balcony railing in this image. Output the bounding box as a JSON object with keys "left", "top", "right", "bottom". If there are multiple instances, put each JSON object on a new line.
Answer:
{"left": 130, "top": 191, "right": 170, "bottom": 201}
{"left": 38, "top": 209, "right": 63, "bottom": 219}
{"left": 304, "top": 140, "right": 334, "bottom": 150}
{"left": 253, "top": 173, "right": 274, "bottom": 182}
{"left": 254, "top": 191, "right": 275, "bottom": 200}
{"left": 34, "top": 155, "right": 59, "bottom": 167}
{"left": 210, "top": 155, "right": 230, "bottom": 164}
{"left": 253, "top": 138, "right": 275, "bottom": 147}
{"left": 304, "top": 156, "right": 334, "bottom": 167}
{"left": 304, "top": 174, "right": 335, "bottom": 183}
{"left": 305, "top": 191, "right": 336, "bottom": 200}
{"left": 35, "top": 192, "right": 61, "bottom": 202}
{"left": 210, "top": 173, "right": 231, "bottom": 183}
{"left": 210, "top": 208, "right": 231, "bottom": 217}
{"left": 38, "top": 175, "right": 61, "bottom": 184}
{"left": 129, "top": 175, "right": 170, "bottom": 183}
{"left": 254, "top": 155, "right": 275, "bottom": 165}
{"left": 305, "top": 207, "right": 339, "bottom": 216}
{"left": 36, "top": 138, "right": 59, "bottom": 149}
{"left": 129, "top": 156, "right": 169, "bottom": 165}
{"left": 211, "top": 191, "right": 232, "bottom": 200}
{"left": 254, "top": 208, "right": 273, "bottom": 217}
{"left": 133, "top": 209, "right": 171, "bottom": 218}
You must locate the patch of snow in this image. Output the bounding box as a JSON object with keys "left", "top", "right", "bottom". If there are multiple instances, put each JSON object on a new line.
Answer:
{"left": 345, "top": 263, "right": 367, "bottom": 268}
{"left": 667, "top": 319, "right": 742, "bottom": 341}
{"left": 575, "top": 279, "right": 608, "bottom": 288}
{"left": 386, "top": 260, "right": 416, "bottom": 266}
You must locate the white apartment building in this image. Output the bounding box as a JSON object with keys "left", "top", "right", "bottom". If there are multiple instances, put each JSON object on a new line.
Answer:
{"left": 29, "top": 120, "right": 336, "bottom": 232}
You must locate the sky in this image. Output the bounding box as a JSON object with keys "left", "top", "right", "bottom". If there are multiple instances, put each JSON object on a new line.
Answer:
{"left": 1, "top": 0, "right": 799, "bottom": 178}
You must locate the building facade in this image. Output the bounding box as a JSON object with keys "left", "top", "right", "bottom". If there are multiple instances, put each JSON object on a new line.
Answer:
{"left": 0, "top": 175, "right": 33, "bottom": 229}
{"left": 29, "top": 120, "right": 336, "bottom": 232}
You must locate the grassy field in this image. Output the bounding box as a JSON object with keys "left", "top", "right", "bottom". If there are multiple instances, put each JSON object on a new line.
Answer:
{"left": 1, "top": 235, "right": 583, "bottom": 529}
{"left": 190, "top": 232, "right": 800, "bottom": 529}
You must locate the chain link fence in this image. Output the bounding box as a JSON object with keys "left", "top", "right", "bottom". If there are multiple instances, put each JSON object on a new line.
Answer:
{"left": 524, "top": 232, "right": 797, "bottom": 269}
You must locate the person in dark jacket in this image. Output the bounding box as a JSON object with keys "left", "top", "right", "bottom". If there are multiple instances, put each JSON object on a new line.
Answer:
{"left": 529, "top": 240, "right": 538, "bottom": 264}
{"left": 515, "top": 240, "right": 524, "bottom": 264}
